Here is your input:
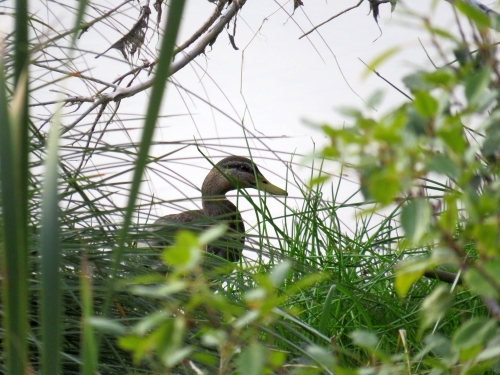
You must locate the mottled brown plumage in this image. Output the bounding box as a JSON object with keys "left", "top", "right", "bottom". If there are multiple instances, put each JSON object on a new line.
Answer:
{"left": 142, "top": 156, "right": 287, "bottom": 262}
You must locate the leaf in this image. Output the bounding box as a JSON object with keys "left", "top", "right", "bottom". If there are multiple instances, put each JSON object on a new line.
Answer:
{"left": 162, "top": 230, "right": 201, "bottom": 271}
{"left": 424, "top": 68, "right": 456, "bottom": 88}
{"left": 366, "top": 89, "right": 384, "bottom": 108}
{"left": 362, "top": 47, "right": 399, "bottom": 80}
{"left": 306, "top": 345, "right": 336, "bottom": 367}
{"left": 201, "top": 330, "right": 228, "bottom": 347}
{"left": 395, "top": 257, "right": 432, "bottom": 297}
{"left": 88, "top": 317, "right": 126, "bottom": 335}
{"left": 420, "top": 285, "right": 453, "bottom": 330}
{"left": 401, "top": 198, "right": 432, "bottom": 245}
{"left": 198, "top": 224, "right": 227, "bottom": 246}
{"left": 414, "top": 90, "right": 438, "bottom": 118}
{"left": 238, "top": 342, "right": 266, "bottom": 375}
{"left": 465, "top": 68, "right": 492, "bottom": 107}
{"left": 269, "top": 261, "right": 292, "bottom": 287}
{"left": 351, "top": 330, "right": 379, "bottom": 349}
{"left": 403, "top": 72, "right": 433, "bottom": 92}
{"left": 464, "top": 261, "right": 500, "bottom": 299}
{"left": 308, "top": 174, "right": 331, "bottom": 188}
{"left": 367, "top": 168, "right": 400, "bottom": 205}
{"left": 455, "top": 1, "right": 491, "bottom": 28}
{"left": 425, "top": 154, "right": 460, "bottom": 179}
{"left": 452, "top": 318, "right": 497, "bottom": 351}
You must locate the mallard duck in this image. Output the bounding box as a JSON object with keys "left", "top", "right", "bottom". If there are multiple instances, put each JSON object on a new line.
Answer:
{"left": 142, "top": 156, "right": 287, "bottom": 261}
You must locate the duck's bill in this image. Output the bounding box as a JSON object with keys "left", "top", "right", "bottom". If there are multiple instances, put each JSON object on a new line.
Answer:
{"left": 256, "top": 175, "right": 288, "bottom": 196}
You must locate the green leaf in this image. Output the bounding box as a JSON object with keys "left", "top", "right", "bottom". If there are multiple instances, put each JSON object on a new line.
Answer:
{"left": 424, "top": 68, "right": 456, "bottom": 88}
{"left": 464, "top": 262, "right": 500, "bottom": 299}
{"left": 425, "top": 154, "right": 460, "bottom": 179}
{"left": 465, "top": 68, "right": 491, "bottom": 106}
{"left": 133, "top": 311, "right": 171, "bottom": 336}
{"left": 438, "top": 115, "right": 467, "bottom": 154}
{"left": 414, "top": 90, "right": 438, "bottom": 118}
{"left": 395, "top": 257, "right": 431, "bottom": 297}
{"left": 401, "top": 199, "right": 432, "bottom": 245}
{"left": 198, "top": 224, "right": 227, "bottom": 246}
{"left": 476, "top": 335, "right": 500, "bottom": 361}
{"left": 420, "top": 285, "right": 453, "bottom": 330}
{"left": 162, "top": 230, "right": 201, "bottom": 271}
{"left": 306, "top": 345, "right": 336, "bottom": 367}
{"left": 269, "top": 260, "right": 292, "bottom": 287}
{"left": 350, "top": 330, "right": 379, "bottom": 349}
{"left": 88, "top": 317, "right": 126, "bottom": 335}
{"left": 439, "top": 195, "right": 459, "bottom": 232}
{"left": 238, "top": 342, "right": 266, "bottom": 375}
{"left": 420, "top": 333, "right": 452, "bottom": 359}
{"left": 366, "top": 89, "right": 384, "bottom": 108}
{"left": 308, "top": 174, "right": 331, "bottom": 188}
{"left": 367, "top": 168, "right": 400, "bottom": 205}
{"left": 452, "top": 318, "right": 497, "bottom": 351}
{"left": 455, "top": 0, "right": 491, "bottom": 28}
{"left": 201, "top": 330, "right": 228, "bottom": 347}
{"left": 403, "top": 72, "right": 433, "bottom": 92}
{"left": 363, "top": 47, "right": 399, "bottom": 80}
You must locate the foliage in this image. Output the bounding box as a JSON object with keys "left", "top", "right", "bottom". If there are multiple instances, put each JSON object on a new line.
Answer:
{"left": 317, "top": 3, "right": 500, "bottom": 374}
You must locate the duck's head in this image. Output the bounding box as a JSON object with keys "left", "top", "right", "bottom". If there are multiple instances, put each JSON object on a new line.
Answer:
{"left": 202, "top": 156, "right": 288, "bottom": 197}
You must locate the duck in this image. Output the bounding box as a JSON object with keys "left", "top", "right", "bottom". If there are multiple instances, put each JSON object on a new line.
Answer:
{"left": 142, "top": 156, "right": 287, "bottom": 262}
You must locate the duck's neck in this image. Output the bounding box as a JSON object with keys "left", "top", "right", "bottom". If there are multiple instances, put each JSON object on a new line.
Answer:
{"left": 201, "top": 169, "right": 237, "bottom": 217}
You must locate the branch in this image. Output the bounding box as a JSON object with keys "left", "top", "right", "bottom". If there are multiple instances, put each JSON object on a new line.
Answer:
{"left": 174, "top": 0, "right": 229, "bottom": 53}
{"left": 423, "top": 269, "right": 462, "bottom": 285}
{"left": 299, "top": 0, "right": 499, "bottom": 40}
{"left": 109, "top": 0, "right": 246, "bottom": 101}
{"left": 299, "top": 0, "right": 364, "bottom": 40}
{"left": 62, "top": 0, "right": 246, "bottom": 135}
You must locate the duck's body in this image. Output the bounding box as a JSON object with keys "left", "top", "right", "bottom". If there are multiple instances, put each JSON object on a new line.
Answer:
{"left": 143, "top": 156, "right": 287, "bottom": 262}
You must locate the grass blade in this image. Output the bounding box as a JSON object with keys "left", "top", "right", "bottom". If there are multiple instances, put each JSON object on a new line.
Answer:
{"left": 101, "top": 0, "right": 186, "bottom": 323}
{"left": 0, "top": 0, "right": 30, "bottom": 370}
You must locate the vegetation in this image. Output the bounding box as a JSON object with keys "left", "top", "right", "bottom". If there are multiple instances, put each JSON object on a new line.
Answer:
{"left": 1, "top": 0, "right": 500, "bottom": 374}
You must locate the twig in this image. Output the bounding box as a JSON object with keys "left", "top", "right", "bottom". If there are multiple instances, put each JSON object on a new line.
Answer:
{"left": 423, "top": 269, "right": 462, "bottom": 285}
{"left": 358, "top": 58, "right": 413, "bottom": 101}
{"left": 299, "top": 0, "right": 364, "bottom": 40}
{"left": 174, "top": 0, "right": 228, "bottom": 53}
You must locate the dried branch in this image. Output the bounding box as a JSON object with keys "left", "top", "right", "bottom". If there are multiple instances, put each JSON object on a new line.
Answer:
{"left": 299, "top": 0, "right": 364, "bottom": 40}
{"left": 32, "top": 0, "right": 134, "bottom": 54}
{"left": 62, "top": 0, "right": 247, "bottom": 135}
{"left": 175, "top": 0, "right": 229, "bottom": 54}
{"left": 300, "top": 0, "right": 499, "bottom": 41}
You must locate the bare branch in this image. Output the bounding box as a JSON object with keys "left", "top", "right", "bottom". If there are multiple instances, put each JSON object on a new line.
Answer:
{"left": 175, "top": 0, "right": 229, "bottom": 53}
{"left": 105, "top": 0, "right": 246, "bottom": 101}
{"left": 62, "top": 0, "right": 247, "bottom": 135}
{"left": 299, "top": 0, "right": 364, "bottom": 40}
